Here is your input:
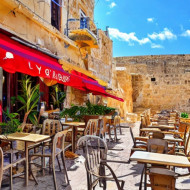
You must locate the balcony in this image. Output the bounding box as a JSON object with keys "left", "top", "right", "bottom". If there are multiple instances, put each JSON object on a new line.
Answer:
{"left": 67, "top": 17, "right": 98, "bottom": 49}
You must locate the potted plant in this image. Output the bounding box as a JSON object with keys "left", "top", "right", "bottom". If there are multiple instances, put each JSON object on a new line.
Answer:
{"left": 0, "top": 109, "right": 22, "bottom": 149}
{"left": 17, "top": 75, "right": 40, "bottom": 130}
{"left": 50, "top": 84, "right": 66, "bottom": 110}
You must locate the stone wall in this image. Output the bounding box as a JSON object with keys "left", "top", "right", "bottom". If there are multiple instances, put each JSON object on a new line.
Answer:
{"left": 0, "top": 0, "right": 116, "bottom": 108}
{"left": 115, "top": 54, "right": 190, "bottom": 112}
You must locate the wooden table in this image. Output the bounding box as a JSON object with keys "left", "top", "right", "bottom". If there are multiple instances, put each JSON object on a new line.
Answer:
{"left": 130, "top": 151, "right": 190, "bottom": 190}
{"left": 0, "top": 132, "right": 50, "bottom": 186}
{"left": 140, "top": 128, "right": 161, "bottom": 133}
{"left": 61, "top": 122, "right": 85, "bottom": 152}
{"left": 164, "top": 135, "right": 183, "bottom": 143}
{"left": 148, "top": 125, "right": 175, "bottom": 130}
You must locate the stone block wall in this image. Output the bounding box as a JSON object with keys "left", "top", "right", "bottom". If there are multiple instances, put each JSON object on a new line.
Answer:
{"left": 115, "top": 54, "right": 190, "bottom": 112}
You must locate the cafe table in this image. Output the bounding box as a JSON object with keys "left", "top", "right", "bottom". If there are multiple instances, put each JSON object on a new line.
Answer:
{"left": 61, "top": 122, "right": 85, "bottom": 152}
{"left": 0, "top": 132, "right": 50, "bottom": 186}
{"left": 140, "top": 128, "right": 161, "bottom": 133}
{"left": 147, "top": 125, "right": 175, "bottom": 130}
{"left": 130, "top": 151, "right": 190, "bottom": 190}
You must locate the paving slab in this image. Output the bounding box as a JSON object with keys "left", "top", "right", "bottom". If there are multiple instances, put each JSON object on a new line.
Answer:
{"left": 2, "top": 121, "right": 190, "bottom": 190}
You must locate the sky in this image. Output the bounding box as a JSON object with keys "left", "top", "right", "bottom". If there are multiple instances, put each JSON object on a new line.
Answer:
{"left": 94, "top": 0, "right": 190, "bottom": 57}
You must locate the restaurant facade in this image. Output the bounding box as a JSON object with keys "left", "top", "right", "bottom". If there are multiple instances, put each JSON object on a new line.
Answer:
{"left": 0, "top": 0, "right": 132, "bottom": 122}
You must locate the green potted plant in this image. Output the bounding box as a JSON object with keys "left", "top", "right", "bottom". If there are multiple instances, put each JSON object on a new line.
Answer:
{"left": 0, "top": 109, "right": 21, "bottom": 134}
{"left": 50, "top": 84, "right": 66, "bottom": 109}
{"left": 181, "top": 112, "right": 189, "bottom": 118}
{"left": 17, "top": 75, "right": 40, "bottom": 130}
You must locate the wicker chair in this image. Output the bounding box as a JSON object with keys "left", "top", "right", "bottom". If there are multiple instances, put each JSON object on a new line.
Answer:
{"left": 77, "top": 135, "right": 125, "bottom": 190}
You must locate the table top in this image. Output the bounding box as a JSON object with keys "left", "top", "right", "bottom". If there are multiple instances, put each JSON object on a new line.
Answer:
{"left": 61, "top": 122, "right": 85, "bottom": 126}
{"left": 140, "top": 128, "right": 161, "bottom": 132}
{"left": 164, "top": 135, "right": 183, "bottom": 142}
{"left": 148, "top": 125, "right": 175, "bottom": 129}
{"left": 0, "top": 132, "right": 50, "bottom": 143}
{"left": 130, "top": 151, "right": 190, "bottom": 167}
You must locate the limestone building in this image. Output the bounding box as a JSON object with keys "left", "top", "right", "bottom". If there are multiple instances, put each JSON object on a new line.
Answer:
{"left": 0, "top": 0, "right": 126, "bottom": 116}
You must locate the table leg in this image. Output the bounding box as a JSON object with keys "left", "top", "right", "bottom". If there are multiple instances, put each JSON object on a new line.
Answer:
{"left": 25, "top": 141, "right": 29, "bottom": 186}
{"left": 72, "top": 126, "right": 76, "bottom": 152}
{"left": 144, "top": 164, "right": 147, "bottom": 190}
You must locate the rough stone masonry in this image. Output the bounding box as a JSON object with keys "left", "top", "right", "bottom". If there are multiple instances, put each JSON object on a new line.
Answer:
{"left": 115, "top": 54, "right": 190, "bottom": 112}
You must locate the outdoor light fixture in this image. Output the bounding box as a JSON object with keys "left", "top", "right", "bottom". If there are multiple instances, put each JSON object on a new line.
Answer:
{"left": 3, "top": 52, "right": 14, "bottom": 60}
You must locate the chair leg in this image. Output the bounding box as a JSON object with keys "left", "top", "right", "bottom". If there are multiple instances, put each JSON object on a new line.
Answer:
{"left": 42, "top": 147, "right": 45, "bottom": 176}
{"left": 10, "top": 166, "right": 13, "bottom": 190}
{"left": 114, "top": 127, "right": 117, "bottom": 142}
{"left": 52, "top": 160, "right": 57, "bottom": 190}
{"left": 119, "top": 125, "right": 122, "bottom": 135}
{"left": 61, "top": 152, "right": 70, "bottom": 185}
{"left": 56, "top": 155, "right": 62, "bottom": 172}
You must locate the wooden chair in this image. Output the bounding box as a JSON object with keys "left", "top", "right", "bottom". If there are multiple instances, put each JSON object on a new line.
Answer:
{"left": 109, "top": 116, "right": 121, "bottom": 142}
{"left": 130, "top": 127, "right": 147, "bottom": 155}
{"left": 30, "top": 130, "right": 70, "bottom": 190}
{"left": 147, "top": 139, "right": 168, "bottom": 154}
{"left": 175, "top": 129, "right": 190, "bottom": 156}
{"left": 0, "top": 147, "right": 27, "bottom": 189}
{"left": 42, "top": 119, "right": 62, "bottom": 136}
{"left": 149, "top": 168, "right": 176, "bottom": 190}
{"left": 84, "top": 119, "right": 99, "bottom": 136}
{"left": 77, "top": 135, "right": 125, "bottom": 190}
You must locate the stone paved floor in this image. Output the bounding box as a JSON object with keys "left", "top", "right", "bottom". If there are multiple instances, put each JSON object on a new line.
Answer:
{"left": 2, "top": 122, "right": 190, "bottom": 190}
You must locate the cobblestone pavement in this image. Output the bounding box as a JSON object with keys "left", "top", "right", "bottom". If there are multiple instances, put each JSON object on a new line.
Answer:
{"left": 2, "top": 122, "right": 190, "bottom": 190}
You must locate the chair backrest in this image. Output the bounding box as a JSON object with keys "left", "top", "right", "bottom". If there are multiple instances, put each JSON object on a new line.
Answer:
{"left": 77, "top": 135, "right": 108, "bottom": 174}
{"left": 147, "top": 139, "right": 168, "bottom": 154}
{"left": 84, "top": 119, "right": 99, "bottom": 136}
{"left": 152, "top": 132, "right": 165, "bottom": 139}
{"left": 178, "top": 122, "right": 190, "bottom": 141}
{"left": 0, "top": 147, "right": 3, "bottom": 187}
{"left": 22, "top": 123, "right": 33, "bottom": 133}
{"left": 52, "top": 130, "right": 68, "bottom": 159}
{"left": 184, "top": 130, "right": 190, "bottom": 155}
{"left": 114, "top": 116, "right": 120, "bottom": 127}
{"left": 42, "top": 119, "right": 62, "bottom": 136}
{"left": 149, "top": 168, "right": 176, "bottom": 190}
{"left": 140, "top": 116, "right": 147, "bottom": 129}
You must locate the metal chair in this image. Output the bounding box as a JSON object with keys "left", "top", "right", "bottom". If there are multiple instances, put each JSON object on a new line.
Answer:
{"left": 30, "top": 130, "right": 70, "bottom": 190}
{"left": 77, "top": 135, "right": 125, "bottom": 190}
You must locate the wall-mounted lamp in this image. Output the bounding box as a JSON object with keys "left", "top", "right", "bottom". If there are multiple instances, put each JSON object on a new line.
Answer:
{"left": 3, "top": 76, "right": 5, "bottom": 84}
{"left": 3, "top": 52, "right": 14, "bottom": 60}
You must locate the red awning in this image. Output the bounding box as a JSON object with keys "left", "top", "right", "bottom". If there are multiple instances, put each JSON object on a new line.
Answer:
{"left": 71, "top": 71, "right": 124, "bottom": 102}
{"left": 0, "top": 33, "right": 83, "bottom": 89}
{"left": 71, "top": 70, "right": 106, "bottom": 93}
{"left": 92, "top": 92, "right": 124, "bottom": 102}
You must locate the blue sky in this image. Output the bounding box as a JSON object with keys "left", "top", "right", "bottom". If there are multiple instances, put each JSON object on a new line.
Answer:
{"left": 94, "top": 0, "right": 190, "bottom": 57}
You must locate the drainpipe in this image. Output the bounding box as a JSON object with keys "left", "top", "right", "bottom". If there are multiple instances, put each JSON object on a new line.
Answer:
{"left": 66, "top": 0, "right": 69, "bottom": 36}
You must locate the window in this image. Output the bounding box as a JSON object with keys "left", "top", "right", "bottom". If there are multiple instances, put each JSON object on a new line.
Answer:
{"left": 80, "top": 9, "right": 89, "bottom": 29}
{"left": 51, "top": 0, "right": 61, "bottom": 30}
